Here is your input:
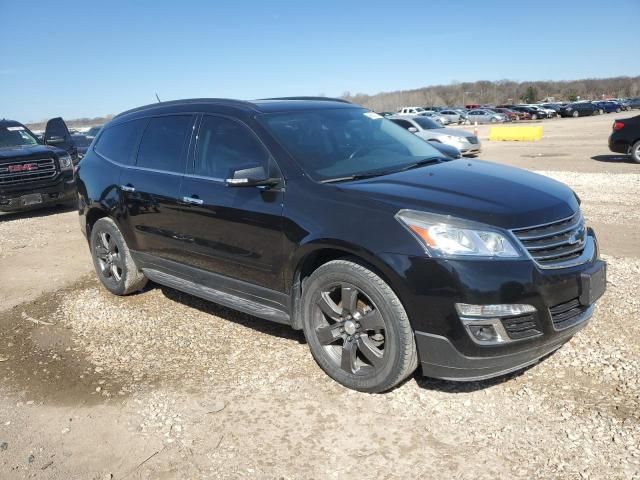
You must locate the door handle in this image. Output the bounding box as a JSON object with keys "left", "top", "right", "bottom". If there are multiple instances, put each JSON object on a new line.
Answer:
{"left": 120, "top": 185, "right": 135, "bottom": 192}
{"left": 182, "top": 196, "right": 204, "bottom": 205}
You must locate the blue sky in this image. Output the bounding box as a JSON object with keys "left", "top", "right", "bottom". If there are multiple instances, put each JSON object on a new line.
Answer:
{"left": 1, "top": 0, "right": 638, "bottom": 122}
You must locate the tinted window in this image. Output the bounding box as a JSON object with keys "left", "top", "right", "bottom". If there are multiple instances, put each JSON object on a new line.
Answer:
{"left": 413, "top": 117, "right": 441, "bottom": 129}
{"left": 390, "top": 119, "right": 414, "bottom": 130}
{"left": 194, "top": 116, "right": 269, "bottom": 179}
{"left": 136, "top": 115, "right": 192, "bottom": 172}
{"left": 261, "top": 108, "right": 441, "bottom": 182}
{"left": 94, "top": 119, "right": 147, "bottom": 165}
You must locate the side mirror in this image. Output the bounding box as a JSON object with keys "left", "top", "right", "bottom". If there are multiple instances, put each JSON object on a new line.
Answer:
{"left": 45, "top": 135, "right": 65, "bottom": 145}
{"left": 408, "top": 127, "right": 418, "bottom": 133}
{"left": 225, "top": 165, "right": 281, "bottom": 188}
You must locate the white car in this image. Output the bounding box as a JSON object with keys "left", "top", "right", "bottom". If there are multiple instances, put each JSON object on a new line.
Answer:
{"left": 397, "top": 106, "right": 427, "bottom": 116}
{"left": 388, "top": 115, "right": 481, "bottom": 156}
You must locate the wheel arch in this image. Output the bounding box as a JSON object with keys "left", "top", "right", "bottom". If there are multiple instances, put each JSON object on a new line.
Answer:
{"left": 287, "top": 242, "right": 406, "bottom": 330}
{"left": 85, "top": 207, "right": 109, "bottom": 242}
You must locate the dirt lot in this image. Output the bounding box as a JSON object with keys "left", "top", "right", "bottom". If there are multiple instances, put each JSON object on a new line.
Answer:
{"left": 1, "top": 112, "right": 639, "bottom": 479}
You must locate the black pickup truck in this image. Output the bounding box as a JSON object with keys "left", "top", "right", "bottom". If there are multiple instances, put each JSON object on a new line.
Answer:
{"left": 0, "top": 118, "right": 77, "bottom": 212}
{"left": 609, "top": 115, "right": 640, "bottom": 163}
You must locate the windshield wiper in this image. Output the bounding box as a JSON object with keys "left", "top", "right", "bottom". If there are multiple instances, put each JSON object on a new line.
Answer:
{"left": 397, "top": 157, "right": 443, "bottom": 172}
{"left": 320, "top": 170, "right": 392, "bottom": 184}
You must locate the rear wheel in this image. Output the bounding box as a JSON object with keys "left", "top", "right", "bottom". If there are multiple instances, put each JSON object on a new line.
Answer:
{"left": 572, "top": 111, "right": 579, "bottom": 118}
{"left": 301, "top": 259, "right": 417, "bottom": 393}
{"left": 90, "top": 217, "right": 147, "bottom": 295}
{"left": 631, "top": 140, "right": 640, "bottom": 164}
{"left": 531, "top": 114, "right": 538, "bottom": 120}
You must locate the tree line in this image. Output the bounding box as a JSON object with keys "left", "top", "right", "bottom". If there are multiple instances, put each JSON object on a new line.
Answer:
{"left": 342, "top": 76, "right": 640, "bottom": 111}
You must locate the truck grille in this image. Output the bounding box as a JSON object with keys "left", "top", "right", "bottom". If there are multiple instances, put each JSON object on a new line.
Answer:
{"left": 512, "top": 212, "right": 587, "bottom": 268}
{"left": 0, "top": 158, "right": 57, "bottom": 186}
{"left": 466, "top": 136, "right": 479, "bottom": 144}
{"left": 550, "top": 298, "right": 588, "bottom": 330}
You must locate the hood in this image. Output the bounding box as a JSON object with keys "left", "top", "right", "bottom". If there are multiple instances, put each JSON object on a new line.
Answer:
{"left": 338, "top": 159, "right": 578, "bottom": 229}
{"left": 0, "top": 144, "right": 65, "bottom": 163}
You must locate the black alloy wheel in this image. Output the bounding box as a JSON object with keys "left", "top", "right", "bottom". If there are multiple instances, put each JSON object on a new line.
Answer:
{"left": 312, "top": 282, "right": 386, "bottom": 376}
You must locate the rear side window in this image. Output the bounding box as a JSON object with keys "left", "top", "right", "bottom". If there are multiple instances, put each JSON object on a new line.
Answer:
{"left": 136, "top": 115, "right": 193, "bottom": 173}
{"left": 194, "top": 116, "right": 269, "bottom": 179}
{"left": 94, "top": 119, "right": 147, "bottom": 165}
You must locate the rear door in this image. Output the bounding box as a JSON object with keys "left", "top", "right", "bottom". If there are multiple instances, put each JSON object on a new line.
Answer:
{"left": 178, "top": 114, "right": 285, "bottom": 290}
{"left": 120, "top": 114, "right": 196, "bottom": 265}
{"left": 44, "top": 117, "right": 78, "bottom": 161}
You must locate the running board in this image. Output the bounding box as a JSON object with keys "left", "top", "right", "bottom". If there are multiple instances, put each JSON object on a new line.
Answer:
{"left": 142, "top": 268, "right": 291, "bottom": 325}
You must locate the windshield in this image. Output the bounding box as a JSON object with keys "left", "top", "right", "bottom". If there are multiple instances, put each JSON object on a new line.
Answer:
{"left": 413, "top": 117, "right": 441, "bottom": 130}
{"left": 260, "top": 108, "right": 442, "bottom": 182}
{"left": 0, "top": 124, "right": 39, "bottom": 149}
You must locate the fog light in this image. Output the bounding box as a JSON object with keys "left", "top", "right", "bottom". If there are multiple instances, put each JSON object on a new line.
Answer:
{"left": 467, "top": 324, "right": 503, "bottom": 343}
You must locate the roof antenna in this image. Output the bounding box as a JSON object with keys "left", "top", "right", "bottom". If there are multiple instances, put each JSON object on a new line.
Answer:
{"left": 155, "top": 93, "right": 162, "bottom": 103}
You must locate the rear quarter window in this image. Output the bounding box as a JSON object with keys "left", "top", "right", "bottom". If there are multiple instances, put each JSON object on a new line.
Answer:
{"left": 94, "top": 119, "right": 147, "bottom": 165}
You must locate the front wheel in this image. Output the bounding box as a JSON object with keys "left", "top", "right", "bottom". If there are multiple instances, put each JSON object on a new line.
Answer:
{"left": 301, "top": 259, "right": 418, "bottom": 393}
{"left": 572, "top": 111, "right": 579, "bottom": 118}
{"left": 90, "top": 217, "right": 147, "bottom": 295}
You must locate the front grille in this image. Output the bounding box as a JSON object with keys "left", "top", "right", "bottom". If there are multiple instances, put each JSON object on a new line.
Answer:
{"left": 512, "top": 212, "right": 587, "bottom": 268}
{"left": 0, "top": 158, "right": 57, "bottom": 186}
{"left": 501, "top": 314, "right": 542, "bottom": 340}
{"left": 550, "top": 298, "right": 588, "bottom": 330}
{"left": 466, "top": 136, "right": 479, "bottom": 144}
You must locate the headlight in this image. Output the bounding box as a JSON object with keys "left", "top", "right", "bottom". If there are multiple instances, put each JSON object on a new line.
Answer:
{"left": 443, "top": 135, "right": 465, "bottom": 144}
{"left": 59, "top": 154, "right": 73, "bottom": 171}
{"left": 395, "top": 210, "right": 522, "bottom": 258}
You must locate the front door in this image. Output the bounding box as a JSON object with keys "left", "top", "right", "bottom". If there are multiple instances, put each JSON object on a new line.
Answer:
{"left": 179, "top": 115, "right": 285, "bottom": 291}
{"left": 44, "top": 117, "right": 78, "bottom": 161}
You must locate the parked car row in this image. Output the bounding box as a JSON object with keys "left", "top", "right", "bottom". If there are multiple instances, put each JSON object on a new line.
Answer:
{"left": 387, "top": 98, "right": 640, "bottom": 125}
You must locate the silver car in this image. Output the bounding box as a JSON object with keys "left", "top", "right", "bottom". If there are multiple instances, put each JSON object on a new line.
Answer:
{"left": 466, "top": 109, "right": 506, "bottom": 124}
{"left": 439, "top": 109, "right": 468, "bottom": 124}
{"left": 388, "top": 115, "right": 481, "bottom": 156}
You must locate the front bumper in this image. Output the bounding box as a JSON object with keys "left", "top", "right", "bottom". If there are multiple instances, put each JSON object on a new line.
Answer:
{"left": 380, "top": 232, "right": 605, "bottom": 381}
{"left": 416, "top": 307, "right": 591, "bottom": 381}
{"left": 0, "top": 173, "right": 76, "bottom": 212}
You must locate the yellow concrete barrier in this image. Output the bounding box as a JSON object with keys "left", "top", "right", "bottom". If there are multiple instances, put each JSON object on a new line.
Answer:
{"left": 489, "top": 126, "right": 543, "bottom": 141}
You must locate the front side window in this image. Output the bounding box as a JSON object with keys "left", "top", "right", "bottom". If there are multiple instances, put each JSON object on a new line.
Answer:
{"left": 413, "top": 117, "right": 441, "bottom": 130}
{"left": 260, "top": 108, "right": 442, "bottom": 182}
{"left": 194, "top": 116, "right": 269, "bottom": 179}
{"left": 0, "top": 124, "right": 39, "bottom": 149}
{"left": 136, "top": 115, "right": 192, "bottom": 173}
{"left": 94, "top": 119, "right": 147, "bottom": 165}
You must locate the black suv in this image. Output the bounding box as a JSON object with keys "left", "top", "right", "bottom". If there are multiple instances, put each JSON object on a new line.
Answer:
{"left": 76, "top": 98, "right": 606, "bottom": 392}
{"left": 609, "top": 115, "right": 640, "bottom": 163}
{"left": 1, "top": 118, "right": 77, "bottom": 212}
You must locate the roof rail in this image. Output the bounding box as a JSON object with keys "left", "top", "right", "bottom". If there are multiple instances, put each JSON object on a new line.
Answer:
{"left": 113, "top": 98, "right": 258, "bottom": 119}
{"left": 257, "top": 96, "right": 352, "bottom": 104}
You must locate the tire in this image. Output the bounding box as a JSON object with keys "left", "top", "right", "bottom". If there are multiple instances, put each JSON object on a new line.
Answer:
{"left": 490, "top": 117, "right": 498, "bottom": 123}
{"left": 631, "top": 140, "right": 640, "bottom": 164}
{"left": 572, "top": 111, "right": 579, "bottom": 118}
{"left": 301, "top": 259, "right": 418, "bottom": 393}
{"left": 531, "top": 114, "right": 538, "bottom": 120}
{"left": 90, "top": 217, "right": 147, "bottom": 295}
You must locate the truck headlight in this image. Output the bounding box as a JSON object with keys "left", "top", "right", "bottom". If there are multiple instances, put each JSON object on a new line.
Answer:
{"left": 59, "top": 154, "right": 73, "bottom": 171}
{"left": 395, "top": 210, "right": 523, "bottom": 258}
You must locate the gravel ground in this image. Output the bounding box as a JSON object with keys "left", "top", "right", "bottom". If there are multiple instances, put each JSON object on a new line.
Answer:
{"left": 0, "top": 113, "right": 639, "bottom": 479}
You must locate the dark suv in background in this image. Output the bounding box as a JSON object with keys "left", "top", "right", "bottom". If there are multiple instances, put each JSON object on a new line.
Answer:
{"left": 0, "top": 118, "right": 77, "bottom": 212}
{"left": 76, "top": 98, "right": 606, "bottom": 392}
